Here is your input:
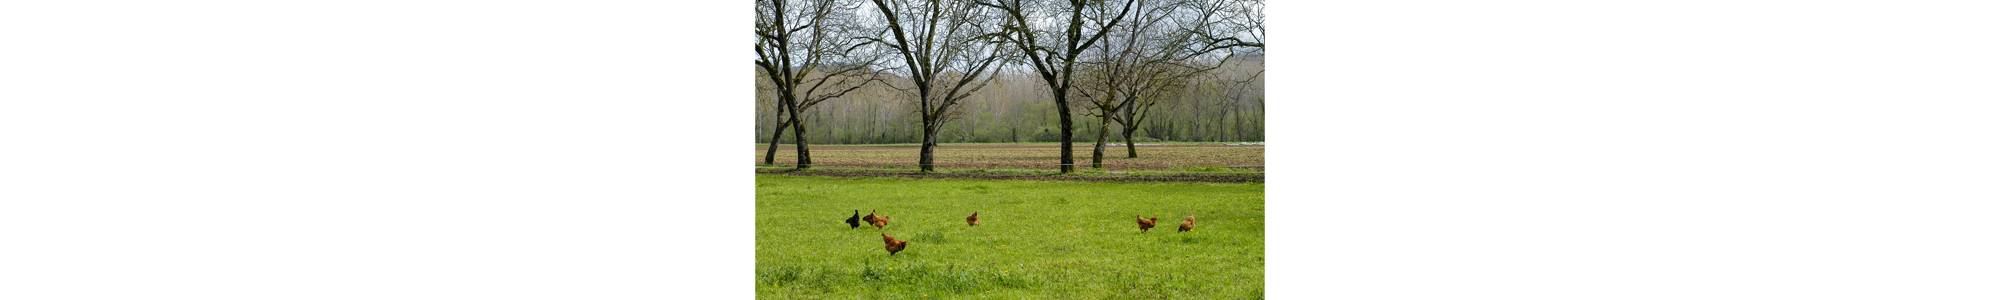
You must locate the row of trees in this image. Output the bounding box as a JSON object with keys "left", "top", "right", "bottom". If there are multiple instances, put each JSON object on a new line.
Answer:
{"left": 755, "top": 0, "right": 1263, "bottom": 173}
{"left": 753, "top": 57, "right": 1261, "bottom": 142}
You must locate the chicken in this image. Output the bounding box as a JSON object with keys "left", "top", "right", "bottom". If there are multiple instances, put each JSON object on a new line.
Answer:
{"left": 870, "top": 215, "right": 891, "bottom": 229}
{"left": 966, "top": 211, "right": 980, "bottom": 226}
{"left": 1137, "top": 215, "right": 1158, "bottom": 232}
{"left": 845, "top": 210, "right": 861, "bottom": 229}
{"left": 881, "top": 233, "right": 908, "bottom": 256}
{"left": 862, "top": 209, "right": 881, "bottom": 225}
{"left": 1178, "top": 215, "right": 1196, "bottom": 232}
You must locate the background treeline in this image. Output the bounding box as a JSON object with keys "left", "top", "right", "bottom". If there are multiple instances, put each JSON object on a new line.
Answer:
{"left": 754, "top": 55, "right": 1261, "bottom": 144}
{"left": 758, "top": 0, "right": 1261, "bottom": 172}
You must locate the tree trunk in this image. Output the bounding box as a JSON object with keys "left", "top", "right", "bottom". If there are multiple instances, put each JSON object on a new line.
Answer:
{"left": 1120, "top": 101, "right": 1138, "bottom": 158}
{"left": 762, "top": 110, "right": 791, "bottom": 165}
{"left": 919, "top": 120, "right": 938, "bottom": 173}
{"left": 1055, "top": 96, "right": 1075, "bottom": 173}
{"left": 1122, "top": 124, "right": 1137, "bottom": 158}
{"left": 783, "top": 98, "right": 811, "bottom": 170}
{"left": 1091, "top": 113, "right": 1109, "bottom": 169}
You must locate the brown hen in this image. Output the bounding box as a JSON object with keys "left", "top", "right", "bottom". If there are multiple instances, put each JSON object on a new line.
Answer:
{"left": 861, "top": 209, "right": 880, "bottom": 224}
{"left": 881, "top": 233, "right": 908, "bottom": 256}
{"left": 869, "top": 214, "right": 890, "bottom": 229}
{"left": 1137, "top": 215, "right": 1158, "bottom": 232}
{"left": 1178, "top": 215, "right": 1196, "bottom": 232}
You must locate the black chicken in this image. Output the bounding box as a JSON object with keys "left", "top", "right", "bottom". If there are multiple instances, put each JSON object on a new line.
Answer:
{"left": 845, "top": 210, "right": 861, "bottom": 229}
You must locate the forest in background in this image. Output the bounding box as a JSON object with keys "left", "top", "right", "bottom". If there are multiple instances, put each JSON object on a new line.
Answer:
{"left": 755, "top": 54, "right": 1262, "bottom": 144}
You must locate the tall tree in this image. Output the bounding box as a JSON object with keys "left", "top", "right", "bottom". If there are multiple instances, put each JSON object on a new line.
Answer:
{"left": 755, "top": 0, "right": 883, "bottom": 168}
{"left": 979, "top": 0, "right": 1136, "bottom": 173}
{"left": 1077, "top": 0, "right": 1259, "bottom": 164}
{"left": 1116, "top": 0, "right": 1262, "bottom": 157}
{"left": 867, "top": 0, "right": 1013, "bottom": 172}
{"left": 1077, "top": 0, "right": 1186, "bottom": 164}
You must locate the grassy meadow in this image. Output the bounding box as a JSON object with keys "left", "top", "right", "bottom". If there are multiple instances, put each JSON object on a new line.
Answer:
{"left": 755, "top": 174, "right": 1265, "bottom": 299}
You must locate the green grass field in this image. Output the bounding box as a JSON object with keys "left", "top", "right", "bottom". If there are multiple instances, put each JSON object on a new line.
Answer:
{"left": 756, "top": 174, "right": 1265, "bottom": 299}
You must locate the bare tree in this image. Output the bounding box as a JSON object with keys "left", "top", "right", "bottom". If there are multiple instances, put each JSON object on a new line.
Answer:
{"left": 867, "top": 0, "right": 1013, "bottom": 172}
{"left": 1127, "top": 0, "right": 1261, "bottom": 148}
{"left": 1107, "top": 64, "right": 1199, "bottom": 157}
{"left": 1076, "top": 0, "right": 1194, "bottom": 164}
{"left": 1075, "top": 0, "right": 1260, "bottom": 164}
{"left": 756, "top": 0, "right": 884, "bottom": 169}
{"left": 979, "top": 0, "right": 1136, "bottom": 173}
